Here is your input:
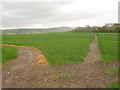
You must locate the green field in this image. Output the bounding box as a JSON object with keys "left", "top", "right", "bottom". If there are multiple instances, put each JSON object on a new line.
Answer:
{"left": 2, "top": 33, "right": 119, "bottom": 65}
{"left": 2, "top": 32, "right": 119, "bottom": 88}
{"left": 97, "top": 33, "right": 119, "bottom": 62}
{"left": 2, "top": 33, "right": 94, "bottom": 65}
{"left": 2, "top": 46, "right": 19, "bottom": 64}
{"left": 109, "top": 82, "right": 119, "bottom": 88}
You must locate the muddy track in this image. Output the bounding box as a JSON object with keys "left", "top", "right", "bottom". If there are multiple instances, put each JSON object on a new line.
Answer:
{"left": 2, "top": 34, "right": 119, "bottom": 88}
{"left": 84, "top": 34, "right": 100, "bottom": 64}
{"left": 53, "top": 34, "right": 118, "bottom": 88}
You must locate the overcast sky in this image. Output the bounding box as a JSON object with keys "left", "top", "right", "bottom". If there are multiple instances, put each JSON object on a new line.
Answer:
{"left": 1, "top": 0, "right": 119, "bottom": 28}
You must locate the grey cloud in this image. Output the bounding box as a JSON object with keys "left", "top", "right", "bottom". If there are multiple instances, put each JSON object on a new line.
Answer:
{"left": 118, "top": 1, "right": 120, "bottom": 23}
{"left": 2, "top": 1, "right": 98, "bottom": 28}
{"left": 3, "top": 2, "right": 62, "bottom": 27}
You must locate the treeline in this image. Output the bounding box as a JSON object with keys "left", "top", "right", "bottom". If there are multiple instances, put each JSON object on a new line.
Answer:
{"left": 71, "top": 23, "right": 120, "bottom": 33}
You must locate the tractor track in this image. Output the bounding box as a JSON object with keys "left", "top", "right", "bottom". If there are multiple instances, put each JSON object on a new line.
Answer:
{"left": 1, "top": 35, "right": 119, "bottom": 88}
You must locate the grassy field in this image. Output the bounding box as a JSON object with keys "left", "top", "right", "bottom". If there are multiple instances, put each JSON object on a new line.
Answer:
{"left": 2, "top": 32, "right": 119, "bottom": 88}
{"left": 109, "top": 82, "right": 119, "bottom": 88}
{"left": 2, "top": 33, "right": 118, "bottom": 65}
{"left": 97, "top": 33, "right": 119, "bottom": 88}
{"left": 106, "top": 67, "right": 120, "bottom": 75}
{"left": 2, "top": 33, "right": 94, "bottom": 65}
{"left": 97, "top": 33, "right": 118, "bottom": 62}
{"left": 2, "top": 46, "right": 19, "bottom": 64}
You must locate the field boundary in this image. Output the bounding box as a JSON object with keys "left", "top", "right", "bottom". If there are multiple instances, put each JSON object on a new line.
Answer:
{"left": 1, "top": 44, "right": 48, "bottom": 65}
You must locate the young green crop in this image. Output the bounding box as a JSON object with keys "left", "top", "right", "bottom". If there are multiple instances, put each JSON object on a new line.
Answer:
{"left": 97, "top": 33, "right": 118, "bottom": 62}
{"left": 2, "top": 33, "right": 94, "bottom": 65}
{"left": 2, "top": 46, "right": 19, "bottom": 64}
{"left": 106, "top": 67, "right": 120, "bottom": 75}
{"left": 108, "top": 82, "right": 119, "bottom": 88}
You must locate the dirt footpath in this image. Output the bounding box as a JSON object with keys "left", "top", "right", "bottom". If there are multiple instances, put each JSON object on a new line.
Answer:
{"left": 2, "top": 34, "right": 119, "bottom": 88}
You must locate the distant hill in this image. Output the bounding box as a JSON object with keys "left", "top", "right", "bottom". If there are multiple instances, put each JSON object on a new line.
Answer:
{"left": 2, "top": 27, "right": 73, "bottom": 35}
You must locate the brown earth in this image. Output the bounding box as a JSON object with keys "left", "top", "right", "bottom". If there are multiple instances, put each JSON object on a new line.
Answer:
{"left": 2, "top": 34, "right": 119, "bottom": 88}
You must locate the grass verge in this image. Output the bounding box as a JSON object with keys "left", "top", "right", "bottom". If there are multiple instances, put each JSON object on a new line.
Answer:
{"left": 108, "top": 82, "right": 119, "bottom": 88}
{"left": 2, "top": 46, "right": 19, "bottom": 64}
{"left": 53, "top": 73, "right": 74, "bottom": 83}
{"left": 106, "top": 67, "right": 120, "bottom": 75}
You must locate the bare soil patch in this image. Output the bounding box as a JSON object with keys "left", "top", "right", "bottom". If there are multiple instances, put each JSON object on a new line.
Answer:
{"left": 2, "top": 35, "right": 119, "bottom": 88}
